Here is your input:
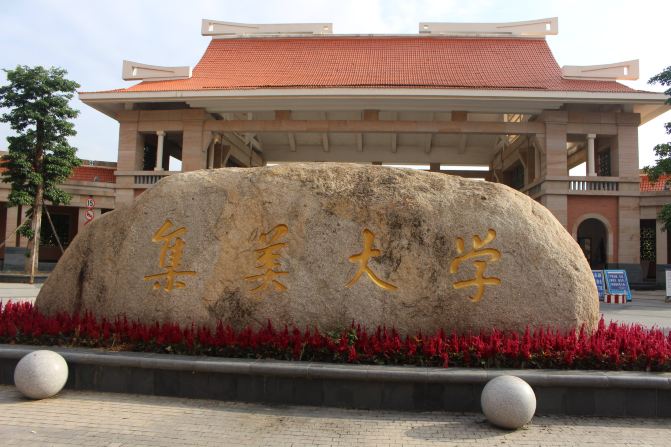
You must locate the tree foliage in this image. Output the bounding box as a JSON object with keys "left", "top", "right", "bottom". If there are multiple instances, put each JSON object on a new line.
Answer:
{"left": 643, "top": 66, "right": 671, "bottom": 230}
{"left": 0, "top": 65, "right": 81, "bottom": 238}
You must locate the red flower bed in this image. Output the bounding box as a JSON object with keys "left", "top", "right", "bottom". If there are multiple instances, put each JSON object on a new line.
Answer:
{"left": 1, "top": 301, "right": 670, "bottom": 371}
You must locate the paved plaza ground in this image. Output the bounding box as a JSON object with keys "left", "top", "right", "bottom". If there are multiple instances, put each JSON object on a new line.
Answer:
{"left": 1, "top": 385, "right": 671, "bottom": 446}
{"left": 0, "top": 282, "right": 42, "bottom": 307}
{"left": 2, "top": 283, "right": 671, "bottom": 445}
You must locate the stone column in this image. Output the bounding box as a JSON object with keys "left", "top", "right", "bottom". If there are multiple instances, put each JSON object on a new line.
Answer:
{"left": 4, "top": 206, "right": 18, "bottom": 248}
{"left": 155, "top": 130, "right": 166, "bottom": 171}
{"left": 537, "top": 111, "right": 568, "bottom": 227}
{"left": 611, "top": 113, "right": 641, "bottom": 178}
{"left": 541, "top": 112, "right": 568, "bottom": 177}
{"left": 117, "top": 111, "right": 143, "bottom": 171}
{"left": 182, "top": 113, "right": 207, "bottom": 172}
{"left": 586, "top": 133, "right": 596, "bottom": 176}
{"left": 114, "top": 190, "right": 135, "bottom": 208}
{"left": 540, "top": 195, "right": 568, "bottom": 228}
{"left": 117, "top": 111, "right": 144, "bottom": 207}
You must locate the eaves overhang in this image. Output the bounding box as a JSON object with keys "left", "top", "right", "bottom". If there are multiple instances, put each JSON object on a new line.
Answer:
{"left": 79, "top": 88, "right": 670, "bottom": 124}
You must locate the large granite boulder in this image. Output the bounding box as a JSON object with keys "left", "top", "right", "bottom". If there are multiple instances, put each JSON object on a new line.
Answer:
{"left": 36, "top": 164, "right": 598, "bottom": 334}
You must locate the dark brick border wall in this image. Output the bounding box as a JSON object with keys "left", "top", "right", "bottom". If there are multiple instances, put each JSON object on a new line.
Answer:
{"left": 2, "top": 345, "right": 671, "bottom": 416}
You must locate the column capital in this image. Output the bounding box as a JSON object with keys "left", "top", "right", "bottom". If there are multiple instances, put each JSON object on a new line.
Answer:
{"left": 156, "top": 130, "right": 167, "bottom": 137}
{"left": 587, "top": 133, "right": 596, "bottom": 140}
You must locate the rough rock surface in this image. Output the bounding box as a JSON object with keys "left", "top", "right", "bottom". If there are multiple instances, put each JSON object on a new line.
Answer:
{"left": 36, "top": 163, "right": 598, "bottom": 333}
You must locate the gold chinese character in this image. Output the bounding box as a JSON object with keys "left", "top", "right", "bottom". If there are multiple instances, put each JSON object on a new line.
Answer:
{"left": 245, "top": 224, "right": 289, "bottom": 292}
{"left": 449, "top": 228, "right": 501, "bottom": 302}
{"left": 346, "top": 228, "right": 397, "bottom": 291}
{"left": 144, "top": 219, "right": 197, "bottom": 291}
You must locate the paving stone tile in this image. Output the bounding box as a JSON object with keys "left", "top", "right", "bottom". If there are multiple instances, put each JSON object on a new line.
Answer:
{"left": 8, "top": 383, "right": 660, "bottom": 446}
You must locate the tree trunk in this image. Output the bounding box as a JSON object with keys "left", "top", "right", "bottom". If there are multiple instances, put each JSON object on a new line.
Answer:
{"left": 26, "top": 123, "right": 44, "bottom": 284}
{"left": 26, "top": 186, "right": 44, "bottom": 283}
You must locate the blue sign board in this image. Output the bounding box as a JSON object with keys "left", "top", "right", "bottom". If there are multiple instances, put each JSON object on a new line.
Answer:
{"left": 592, "top": 270, "right": 606, "bottom": 301}
{"left": 604, "top": 270, "right": 632, "bottom": 301}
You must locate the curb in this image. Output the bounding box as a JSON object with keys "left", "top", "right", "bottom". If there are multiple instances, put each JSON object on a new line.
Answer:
{"left": 2, "top": 344, "right": 671, "bottom": 416}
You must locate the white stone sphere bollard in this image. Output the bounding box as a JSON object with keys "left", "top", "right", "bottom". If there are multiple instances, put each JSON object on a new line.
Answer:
{"left": 481, "top": 375, "right": 536, "bottom": 429}
{"left": 14, "top": 350, "right": 69, "bottom": 399}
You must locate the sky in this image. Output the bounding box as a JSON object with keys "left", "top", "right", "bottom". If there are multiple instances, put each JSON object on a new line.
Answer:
{"left": 1, "top": 0, "right": 670, "bottom": 169}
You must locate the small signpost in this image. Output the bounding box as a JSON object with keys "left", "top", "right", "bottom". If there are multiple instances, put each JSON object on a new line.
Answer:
{"left": 604, "top": 269, "right": 632, "bottom": 302}
{"left": 84, "top": 196, "right": 96, "bottom": 225}
{"left": 665, "top": 269, "right": 671, "bottom": 302}
{"left": 592, "top": 270, "right": 606, "bottom": 301}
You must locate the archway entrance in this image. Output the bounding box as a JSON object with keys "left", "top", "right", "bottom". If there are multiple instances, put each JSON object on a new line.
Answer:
{"left": 577, "top": 218, "right": 608, "bottom": 269}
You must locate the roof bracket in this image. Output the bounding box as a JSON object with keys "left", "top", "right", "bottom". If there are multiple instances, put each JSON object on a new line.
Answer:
{"left": 562, "top": 59, "right": 639, "bottom": 81}
{"left": 419, "top": 17, "right": 558, "bottom": 37}
{"left": 122, "top": 60, "right": 191, "bottom": 81}
{"left": 202, "top": 20, "right": 332, "bottom": 37}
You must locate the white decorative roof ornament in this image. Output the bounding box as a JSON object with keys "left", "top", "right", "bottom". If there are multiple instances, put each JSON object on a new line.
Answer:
{"left": 122, "top": 60, "right": 191, "bottom": 82}
{"left": 201, "top": 20, "right": 333, "bottom": 37}
{"left": 419, "top": 17, "right": 558, "bottom": 37}
{"left": 562, "top": 60, "right": 639, "bottom": 81}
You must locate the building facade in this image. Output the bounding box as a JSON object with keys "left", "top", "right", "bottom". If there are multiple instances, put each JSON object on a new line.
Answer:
{"left": 0, "top": 158, "right": 116, "bottom": 270}
{"left": 5, "top": 18, "right": 671, "bottom": 285}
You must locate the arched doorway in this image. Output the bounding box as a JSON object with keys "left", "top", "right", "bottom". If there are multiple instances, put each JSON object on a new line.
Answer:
{"left": 577, "top": 218, "right": 608, "bottom": 269}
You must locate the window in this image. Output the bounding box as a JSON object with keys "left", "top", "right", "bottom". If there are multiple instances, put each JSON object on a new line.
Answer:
{"left": 40, "top": 214, "right": 71, "bottom": 247}
{"left": 640, "top": 220, "right": 656, "bottom": 261}
{"left": 597, "top": 149, "right": 611, "bottom": 176}
{"left": 143, "top": 142, "right": 157, "bottom": 170}
{"left": 508, "top": 163, "right": 525, "bottom": 190}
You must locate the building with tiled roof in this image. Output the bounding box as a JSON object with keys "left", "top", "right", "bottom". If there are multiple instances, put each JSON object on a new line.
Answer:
{"left": 640, "top": 173, "right": 671, "bottom": 192}
{"left": 0, "top": 153, "right": 117, "bottom": 268}
{"left": 8, "top": 17, "right": 671, "bottom": 284}
{"left": 105, "top": 36, "right": 639, "bottom": 94}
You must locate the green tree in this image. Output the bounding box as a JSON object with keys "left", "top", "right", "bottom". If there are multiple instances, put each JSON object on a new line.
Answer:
{"left": 0, "top": 66, "right": 81, "bottom": 282}
{"left": 644, "top": 65, "right": 671, "bottom": 230}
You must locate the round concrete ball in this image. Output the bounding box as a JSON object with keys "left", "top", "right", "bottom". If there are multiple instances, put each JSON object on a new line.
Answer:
{"left": 14, "top": 350, "right": 69, "bottom": 399}
{"left": 481, "top": 375, "right": 536, "bottom": 429}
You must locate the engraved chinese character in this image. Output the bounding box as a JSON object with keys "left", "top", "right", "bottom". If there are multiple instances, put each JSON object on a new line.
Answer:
{"left": 245, "top": 224, "right": 289, "bottom": 292}
{"left": 144, "top": 219, "right": 197, "bottom": 291}
{"left": 449, "top": 228, "right": 501, "bottom": 302}
{"left": 346, "top": 228, "right": 397, "bottom": 291}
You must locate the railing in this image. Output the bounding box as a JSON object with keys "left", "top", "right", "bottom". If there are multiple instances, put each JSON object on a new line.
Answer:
{"left": 519, "top": 176, "right": 637, "bottom": 198}
{"left": 569, "top": 179, "right": 619, "bottom": 192}
{"left": 115, "top": 171, "right": 175, "bottom": 188}
{"left": 134, "top": 174, "right": 169, "bottom": 185}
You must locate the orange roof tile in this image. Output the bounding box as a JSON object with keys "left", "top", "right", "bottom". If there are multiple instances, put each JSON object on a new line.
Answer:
{"left": 640, "top": 174, "right": 671, "bottom": 192}
{"left": 111, "top": 36, "right": 638, "bottom": 94}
